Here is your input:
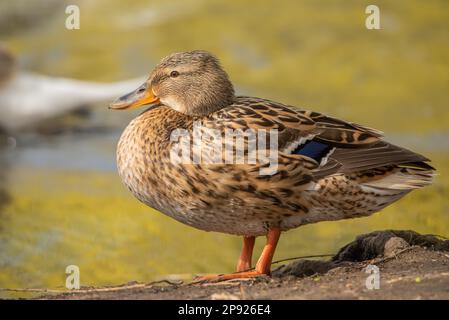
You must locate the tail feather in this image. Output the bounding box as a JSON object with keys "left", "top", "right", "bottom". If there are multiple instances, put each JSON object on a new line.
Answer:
{"left": 362, "top": 167, "right": 434, "bottom": 190}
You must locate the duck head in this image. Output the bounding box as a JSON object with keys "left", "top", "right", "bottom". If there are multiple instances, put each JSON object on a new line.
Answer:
{"left": 110, "top": 50, "right": 235, "bottom": 116}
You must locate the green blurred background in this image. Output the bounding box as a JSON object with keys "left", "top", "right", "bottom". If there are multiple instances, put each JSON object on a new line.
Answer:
{"left": 0, "top": 0, "right": 448, "bottom": 297}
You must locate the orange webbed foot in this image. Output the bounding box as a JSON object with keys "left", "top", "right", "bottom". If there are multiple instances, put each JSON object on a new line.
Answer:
{"left": 193, "top": 228, "right": 281, "bottom": 284}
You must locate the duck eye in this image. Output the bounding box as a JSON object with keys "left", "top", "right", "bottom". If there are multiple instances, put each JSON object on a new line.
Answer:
{"left": 170, "top": 70, "right": 179, "bottom": 78}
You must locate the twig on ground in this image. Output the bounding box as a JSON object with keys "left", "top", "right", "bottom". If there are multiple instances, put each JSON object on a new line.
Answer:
{"left": 0, "top": 279, "right": 183, "bottom": 294}
{"left": 357, "top": 246, "right": 418, "bottom": 270}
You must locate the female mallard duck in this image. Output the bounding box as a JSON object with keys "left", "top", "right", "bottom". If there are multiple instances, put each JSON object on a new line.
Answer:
{"left": 110, "top": 50, "right": 434, "bottom": 281}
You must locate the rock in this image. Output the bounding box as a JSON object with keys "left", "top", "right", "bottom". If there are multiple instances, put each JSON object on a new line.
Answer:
{"left": 384, "top": 237, "right": 410, "bottom": 257}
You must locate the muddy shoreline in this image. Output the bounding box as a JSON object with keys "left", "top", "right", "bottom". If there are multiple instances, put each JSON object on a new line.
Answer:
{"left": 36, "top": 230, "right": 449, "bottom": 300}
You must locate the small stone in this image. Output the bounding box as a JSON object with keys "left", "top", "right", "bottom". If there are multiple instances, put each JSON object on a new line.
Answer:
{"left": 384, "top": 237, "right": 409, "bottom": 257}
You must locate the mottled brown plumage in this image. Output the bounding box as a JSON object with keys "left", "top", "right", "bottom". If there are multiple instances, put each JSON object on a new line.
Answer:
{"left": 111, "top": 50, "right": 435, "bottom": 280}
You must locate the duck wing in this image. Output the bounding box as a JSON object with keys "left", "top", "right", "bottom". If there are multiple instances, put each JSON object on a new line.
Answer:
{"left": 208, "top": 96, "right": 433, "bottom": 183}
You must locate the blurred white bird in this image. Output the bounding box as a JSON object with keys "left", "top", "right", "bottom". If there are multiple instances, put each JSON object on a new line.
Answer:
{"left": 0, "top": 47, "right": 143, "bottom": 132}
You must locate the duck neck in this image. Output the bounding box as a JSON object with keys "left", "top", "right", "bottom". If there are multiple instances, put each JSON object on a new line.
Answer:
{"left": 180, "top": 73, "right": 235, "bottom": 116}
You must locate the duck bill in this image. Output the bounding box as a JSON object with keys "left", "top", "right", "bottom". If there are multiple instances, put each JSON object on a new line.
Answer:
{"left": 109, "top": 83, "right": 159, "bottom": 110}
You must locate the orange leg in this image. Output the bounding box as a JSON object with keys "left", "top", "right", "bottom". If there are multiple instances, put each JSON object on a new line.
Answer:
{"left": 236, "top": 236, "right": 255, "bottom": 272}
{"left": 254, "top": 227, "right": 280, "bottom": 275}
{"left": 194, "top": 228, "right": 281, "bottom": 283}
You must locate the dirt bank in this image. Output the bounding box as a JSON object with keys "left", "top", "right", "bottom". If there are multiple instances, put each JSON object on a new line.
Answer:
{"left": 41, "top": 230, "right": 449, "bottom": 300}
